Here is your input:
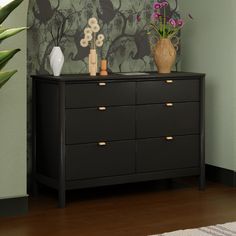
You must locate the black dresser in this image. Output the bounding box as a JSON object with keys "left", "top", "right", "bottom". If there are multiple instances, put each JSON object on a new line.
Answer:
{"left": 32, "top": 72, "right": 205, "bottom": 207}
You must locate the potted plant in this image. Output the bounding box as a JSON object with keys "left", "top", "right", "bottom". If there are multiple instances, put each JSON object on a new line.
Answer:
{"left": 140, "top": 0, "right": 191, "bottom": 73}
{"left": 0, "top": 0, "right": 27, "bottom": 88}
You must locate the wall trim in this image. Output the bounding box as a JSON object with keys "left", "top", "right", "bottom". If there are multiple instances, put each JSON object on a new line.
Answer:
{"left": 0, "top": 196, "right": 28, "bottom": 217}
{"left": 206, "top": 164, "right": 236, "bottom": 187}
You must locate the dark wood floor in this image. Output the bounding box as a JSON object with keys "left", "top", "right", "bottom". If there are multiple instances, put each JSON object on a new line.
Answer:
{"left": 0, "top": 179, "right": 236, "bottom": 236}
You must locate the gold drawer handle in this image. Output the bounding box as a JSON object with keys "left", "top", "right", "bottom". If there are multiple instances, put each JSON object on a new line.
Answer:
{"left": 166, "top": 103, "right": 174, "bottom": 107}
{"left": 98, "top": 106, "right": 106, "bottom": 111}
{"left": 99, "top": 82, "right": 106, "bottom": 86}
{"left": 166, "top": 136, "right": 174, "bottom": 141}
{"left": 166, "top": 80, "right": 173, "bottom": 84}
{"left": 98, "top": 142, "right": 107, "bottom": 146}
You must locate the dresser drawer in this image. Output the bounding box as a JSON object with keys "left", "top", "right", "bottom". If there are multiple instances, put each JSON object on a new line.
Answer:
{"left": 66, "top": 82, "right": 135, "bottom": 108}
{"left": 66, "top": 106, "right": 135, "bottom": 144}
{"left": 137, "top": 79, "right": 199, "bottom": 104}
{"left": 66, "top": 140, "right": 135, "bottom": 180}
{"left": 136, "top": 135, "right": 200, "bottom": 173}
{"left": 137, "top": 102, "right": 199, "bottom": 138}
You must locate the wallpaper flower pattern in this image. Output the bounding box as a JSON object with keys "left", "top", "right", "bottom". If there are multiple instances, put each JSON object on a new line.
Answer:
{"left": 27, "top": 0, "right": 180, "bottom": 172}
{"left": 27, "top": 0, "right": 181, "bottom": 75}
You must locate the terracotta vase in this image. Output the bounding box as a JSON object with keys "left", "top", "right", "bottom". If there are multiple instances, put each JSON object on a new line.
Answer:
{"left": 154, "top": 38, "right": 176, "bottom": 74}
{"left": 100, "top": 59, "right": 108, "bottom": 76}
{"left": 89, "top": 49, "right": 98, "bottom": 76}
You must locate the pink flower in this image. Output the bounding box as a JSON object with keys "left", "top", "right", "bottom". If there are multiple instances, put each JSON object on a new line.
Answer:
{"left": 153, "top": 2, "right": 162, "bottom": 10}
{"left": 177, "top": 19, "right": 185, "bottom": 27}
{"left": 169, "top": 18, "right": 176, "bottom": 27}
{"left": 161, "top": 1, "right": 169, "bottom": 7}
{"left": 152, "top": 12, "right": 161, "bottom": 20}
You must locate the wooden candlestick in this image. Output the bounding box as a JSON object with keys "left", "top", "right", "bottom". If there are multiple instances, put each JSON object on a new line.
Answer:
{"left": 100, "top": 59, "right": 108, "bottom": 76}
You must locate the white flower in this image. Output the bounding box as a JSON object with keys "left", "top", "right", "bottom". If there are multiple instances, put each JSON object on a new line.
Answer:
{"left": 96, "top": 39, "right": 103, "bottom": 47}
{"left": 84, "top": 27, "right": 92, "bottom": 35}
{"left": 97, "top": 34, "right": 105, "bottom": 41}
{"left": 91, "top": 24, "right": 100, "bottom": 33}
{"left": 80, "top": 38, "right": 89, "bottom": 47}
{"left": 85, "top": 33, "right": 92, "bottom": 41}
{"left": 88, "top": 17, "right": 98, "bottom": 27}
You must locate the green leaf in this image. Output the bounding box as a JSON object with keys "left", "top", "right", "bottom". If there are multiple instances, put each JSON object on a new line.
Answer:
{"left": 0, "top": 0, "right": 24, "bottom": 24}
{"left": 0, "top": 49, "right": 20, "bottom": 70}
{"left": 0, "top": 26, "right": 6, "bottom": 34}
{"left": 0, "top": 27, "right": 27, "bottom": 42}
{"left": 0, "top": 70, "right": 17, "bottom": 88}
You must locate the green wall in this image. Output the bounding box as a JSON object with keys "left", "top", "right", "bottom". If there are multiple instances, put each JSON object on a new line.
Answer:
{"left": 180, "top": 0, "right": 236, "bottom": 171}
{"left": 0, "top": 0, "right": 28, "bottom": 199}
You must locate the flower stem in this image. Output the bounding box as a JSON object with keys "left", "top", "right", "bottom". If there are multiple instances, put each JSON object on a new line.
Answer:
{"left": 149, "top": 23, "right": 162, "bottom": 37}
{"left": 163, "top": 8, "right": 166, "bottom": 38}
{"left": 93, "top": 32, "right": 96, "bottom": 49}
{"left": 160, "top": 16, "right": 163, "bottom": 37}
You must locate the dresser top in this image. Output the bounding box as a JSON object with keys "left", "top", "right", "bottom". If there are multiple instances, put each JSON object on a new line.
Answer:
{"left": 32, "top": 71, "right": 205, "bottom": 82}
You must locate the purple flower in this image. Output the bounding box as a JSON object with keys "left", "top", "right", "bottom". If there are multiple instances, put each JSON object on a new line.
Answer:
{"left": 177, "top": 19, "right": 185, "bottom": 27}
{"left": 152, "top": 12, "right": 161, "bottom": 20}
{"left": 161, "top": 1, "right": 169, "bottom": 8}
{"left": 169, "top": 18, "right": 176, "bottom": 27}
{"left": 153, "top": 2, "right": 162, "bottom": 10}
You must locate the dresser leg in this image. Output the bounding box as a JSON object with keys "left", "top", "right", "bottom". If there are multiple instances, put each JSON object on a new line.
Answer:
{"left": 199, "top": 174, "right": 206, "bottom": 190}
{"left": 58, "top": 82, "right": 66, "bottom": 208}
{"left": 58, "top": 188, "right": 66, "bottom": 208}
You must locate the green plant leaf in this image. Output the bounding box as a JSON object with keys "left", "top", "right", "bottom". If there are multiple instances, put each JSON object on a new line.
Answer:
{"left": 0, "top": 70, "right": 17, "bottom": 88}
{"left": 0, "top": 27, "right": 26, "bottom": 42}
{"left": 0, "top": 26, "right": 6, "bottom": 34}
{"left": 0, "top": 0, "right": 25, "bottom": 89}
{"left": 0, "top": 49, "right": 20, "bottom": 70}
{"left": 0, "top": 0, "right": 23, "bottom": 24}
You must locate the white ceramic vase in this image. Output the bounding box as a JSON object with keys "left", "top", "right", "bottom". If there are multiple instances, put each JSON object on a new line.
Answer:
{"left": 49, "top": 46, "right": 64, "bottom": 76}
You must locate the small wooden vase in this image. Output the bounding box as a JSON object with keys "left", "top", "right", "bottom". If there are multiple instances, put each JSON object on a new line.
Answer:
{"left": 154, "top": 38, "right": 176, "bottom": 73}
{"left": 100, "top": 59, "right": 108, "bottom": 76}
{"left": 89, "top": 49, "right": 97, "bottom": 76}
